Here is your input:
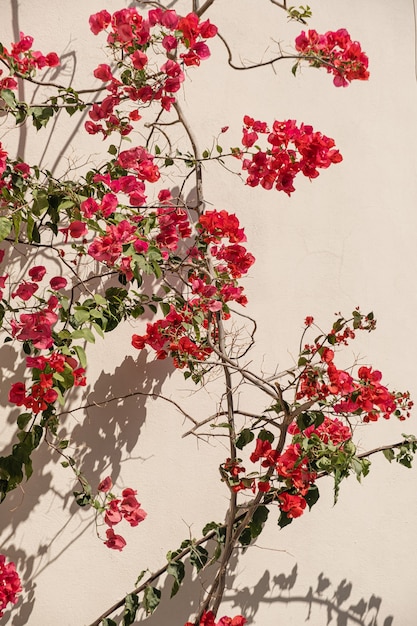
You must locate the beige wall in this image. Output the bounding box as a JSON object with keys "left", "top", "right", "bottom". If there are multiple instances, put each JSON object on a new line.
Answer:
{"left": 1, "top": 1, "right": 417, "bottom": 625}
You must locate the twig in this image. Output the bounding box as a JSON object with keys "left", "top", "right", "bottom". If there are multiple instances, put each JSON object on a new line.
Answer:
{"left": 196, "top": 0, "right": 216, "bottom": 17}
{"left": 56, "top": 390, "right": 198, "bottom": 425}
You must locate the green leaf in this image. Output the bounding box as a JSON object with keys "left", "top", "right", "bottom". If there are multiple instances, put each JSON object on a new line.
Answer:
{"left": 167, "top": 561, "right": 185, "bottom": 597}
{"left": 0, "top": 217, "right": 12, "bottom": 243}
{"left": 30, "top": 106, "right": 55, "bottom": 130}
{"left": 236, "top": 428, "right": 255, "bottom": 450}
{"left": 17, "top": 413, "right": 32, "bottom": 430}
{"left": 31, "top": 221, "right": 41, "bottom": 243}
{"left": 258, "top": 429, "right": 274, "bottom": 443}
{"left": 91, "top": 322, "right": 105, "bottom": 338}
{"left": 160, "top": 301, "right": 171, "bottom": 317}
{"left": 304, "top": 484, "right": 320, "bottom": 510}
{"left": 94, "top": 293, "right": 107, "bottom": 306}
{"left": 239, "top": 527, "right": 252, "bottom": 546}
{"left": 72, "top": 344, "right": 87, "bottom": 368}
{"left": 135, "top": 570, "right": 147, "bottom": 585}
{"left": 57, "top": 199, "right": 75, "bottom": 211}
{"left": 245, "top": 505, "right": 269, "bottom": 543}
{"left": 102, "top": 619, "right": 117, "bottom": 626}
{"left": 123, "top": 593, "right": 139, "bottom": 626}
{"left": 74, "top": 308, "right": 91, "bottom": 324}
{"left": 383, "top": 448, "right": 394, "bottom": 463}
{"left": 278, "top": 511, "right": 293, "bottom": 529}
{"left": 190, "top": 545, "right": 208, "bottom": 572}
{"left": 71, "top": 328, "right": 95, "bottom": 343}
{"left": 12, "top": 212, "right": 21, "bottom": 242}
{"left": 1, "top": 88, "right": 17, "bottom": 109}
{"left": 142, "top": 586, "right": 161, "bottom": 615}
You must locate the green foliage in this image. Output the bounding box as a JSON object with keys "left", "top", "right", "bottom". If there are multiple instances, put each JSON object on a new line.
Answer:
{"left": 142, "top": 586, "right": 161, "bottom": 615}
{"left": 0, "top": 217, "right": 12, "bottom": 242}
{"left": 236, "top": 428, "right": 255, "bottom": 450}
{"left": 190, "top": 545, "right": 209, "bottom": 572}
{"left": 123, "top": 593, "right": 140, "bottom": 625}
{"left": 0, "top": 425, "right": 44, "bottom": 501}
{"left": 167, "top": 560, "right": 185, "bottom": 597}
{"left": 287, "top": 5, "right": 312, "bottom": 24}
{"left": 383, "top": 435, "right": 417, "bottom": 468}
{"left": 239, "top": 505, "right": 269, "bottom": 546}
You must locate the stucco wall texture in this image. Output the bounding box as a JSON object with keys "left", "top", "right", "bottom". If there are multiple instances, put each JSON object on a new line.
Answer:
{"left": 1, "top": 1, "right": 417, "bottom": 625}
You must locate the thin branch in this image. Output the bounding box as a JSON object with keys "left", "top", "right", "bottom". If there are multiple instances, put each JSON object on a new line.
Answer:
{"left": 269, "top": 0, "right": 287, "bottom": 9}
{"left": 56, "top": 390, "right": 198, "bottom": 425}
{"left": 196, "top": 0, "right": 215, "bottom": 17}
{"left": 88, "top": 525, "right": 220, "bottom": 626}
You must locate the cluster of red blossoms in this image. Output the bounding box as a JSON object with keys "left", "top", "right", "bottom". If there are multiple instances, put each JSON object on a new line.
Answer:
{"left": 97, "top": 477, "right": 147, "bottom": 551}
{"left": 0, "top": 142, "right": 31, "bottom": 189}
{"left": 131, "top": 209, "right": 254, "bottom": 368}
{"left": 249, "top": 417, "right": 353, "bottom": 518}
{"left": 238, "top": 116, "right": 343, "bottom": 195}
{"left": 0, "top": 555, "right": 21, "bottom": 618}
{"left": 185, "top": 611, "right": 246, "bottom": 626}
{"left": 295, "top": 28, "right": 369, "bottom": 87}
{"left": 6, "top": 260, "right": 69, "bottom": 351}
{"left": 297, "top": 351, "right": 413, "bottom": 423}
{"left": 87, "top": 8, "right": 217, "bottom": 136}
{"left": 0, "top": 31, "right": 59, "bottom": 90}
{"left": 83, "top": 187, "right": 193, "bottom": 281}
{"left": 9, "top": 351, "right": 86, "bottom": 415}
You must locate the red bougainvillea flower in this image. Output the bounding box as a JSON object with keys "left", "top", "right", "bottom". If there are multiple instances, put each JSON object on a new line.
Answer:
{"left": 103, "top": 528, "right": 126, "bottom": 551}
{"left": 11, "top": 308, "right": 58, "bottom": 350}
{"left": 8, "top": 382, "right": 26, "bottom": 406}
{"left": 278, "top": 492, "right": 307, "bottom": 518}
{"left": 28, "top": 265, "right": 46, "bottom": 282}
{"left": 295, "top": 28, "right": 369, "bottom": 87}
{"left": 50, "top": 276, "right": 67, "bottom": 290}
{"left": 0, "top": 555, "right": 21, "bottom": 618}
{"left": 11, "top": 281, "right": 38, "bottom": 301}
{"left": 98, "top": 476, "right": 112, "bottom": 493}
{"left": 185, "top": 612, "right": 246, "bottom": 626}
{"left": 238, "top": 117, "right": 342, "bottom": 195}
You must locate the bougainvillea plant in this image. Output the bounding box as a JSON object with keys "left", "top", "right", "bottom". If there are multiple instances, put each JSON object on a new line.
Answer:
{"left": 0, "top": 1, "right": 414, "bottom": 624}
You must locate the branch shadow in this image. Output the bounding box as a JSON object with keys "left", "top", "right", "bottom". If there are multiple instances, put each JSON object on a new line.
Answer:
{"left": 61, "top": 349, "right": 175, "bottom": 511}
{"left": 224, "top": 563, "right": 395, "bottom": 626}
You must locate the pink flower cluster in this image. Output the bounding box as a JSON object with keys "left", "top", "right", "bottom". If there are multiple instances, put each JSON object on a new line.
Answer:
{"left": 0, "top": 142, "right": 31, "bottom": 195}
{"left": 131, "top": 209, "right": 254, "bottom": 369}
{"left": 249, "top": 416, "right": 352, "bottom": 518}
{"left": 11, "top": 264, "right": 67, "bottom": 302}
{"left": 238, "top": 116, "right": 343, "bottom": 195}
{"left": 295, "top": 28, "right": 369, "bottom": 87}
{"left": 0, "top": 555, "right": 21, "bottom": 618}
{"left": 185, "top": 611, "right": 246, "bottom": 626}
{"left": 9, "top": 351, "right": 86, "bottom": 415}
{"left": 86, "top": 8, "right": 217, "bottom": 136}
{"left": 11, "top": 306, "right": 58, "bottom": 350}
{"left": 0, "top": 31, "right": 59, "bottom": 89}
{"left": 98, "top": 477, "right": 147, "bottom": 551}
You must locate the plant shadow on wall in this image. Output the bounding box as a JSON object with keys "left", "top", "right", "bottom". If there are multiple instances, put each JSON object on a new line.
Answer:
{"left": 0, "top": 2, "right": 415, "bottom": 626}
{"left": 64, "top": 350, "right": 175, "bottom": 508}
{"left": 224, "top": 565, "right": 394, "bottom": 626}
